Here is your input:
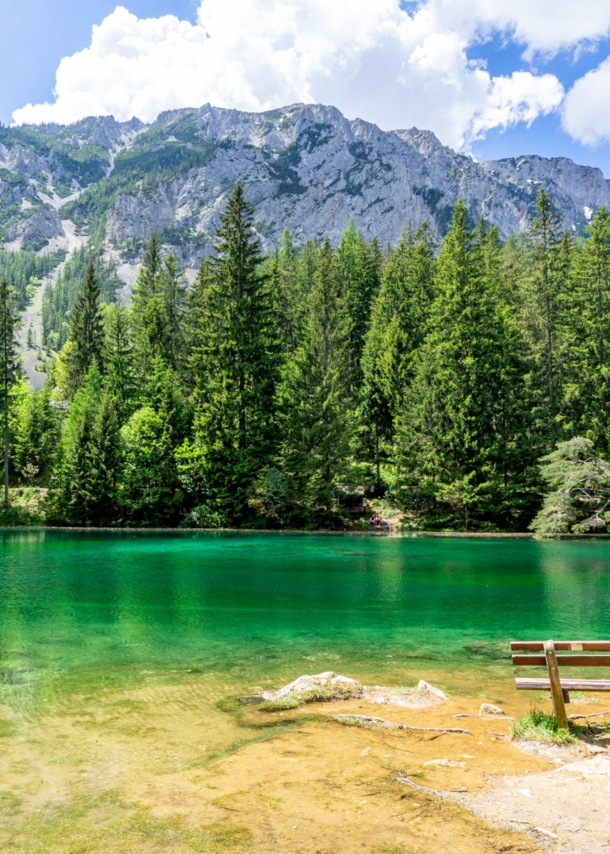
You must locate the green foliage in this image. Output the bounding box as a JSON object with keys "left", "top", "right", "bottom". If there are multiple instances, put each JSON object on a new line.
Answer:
{"left": 395, "top": 204, "right": 537, "bottom": 530}
{"left": 42, "top": 247, "right": 120, "bottom": 350}
{"left": 279, "top": 238, "right": 353, "bottom": 523}
{"left": 190, "top": 184, "right": 283, "bottom": 524}
{"left": 64, "top": 260, "right": 105, "bottom": 395}
{"left": 530, "top": 436, "right": 610, "bottom": 533}
{"left": 512, "top": 709, "right": 577, "bottom": 743}
{"left": 52, "top": 364, "right": 122, "bottom": 525}
{"left": 0, "top": 277, "right": 21, "bottom": 506}
{"left": 10, "top": 184, "right": 610, "bottom": 532}
{"left": 0, "top": 248, "right": 65, "bottom": 309}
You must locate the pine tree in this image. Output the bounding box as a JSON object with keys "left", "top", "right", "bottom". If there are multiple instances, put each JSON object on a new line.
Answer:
{"left": 335, "top": 220, "right": 380, "bottom": 390}
{"left": 0, "top": 277, "right": 21, "bottom": 506}
{"left": 279, "top": 238, "right": 353, "bottom": 519}
{"left": 130, "top": 235, "right": 168, "bottom": 374}
{"left": 66, "top": 260, "right": 105, "bottom": 395}
{"left": 569, "top": 207, "right": 610, "bottom": 450}
{"left": 13, "top": 381, "right": 61, "bottom": 483}
{"left": 105, "top": 303, "right": 135, "bottom": 423}
{"left": 190, "top": 184, "right": 282, "bottom": 523}
{"left": 360, "top": 224, "right": 435, "bottom": 485}
{"left": 55, "top": 363, "right": 122, "bottom": 524}
{"left": 396, "top": 201, "right": 535, "bottom": 530}
{"left": 159, "top": 253, "right": 187, "bottom": 370}
{"left": 525, "top": 187, "right": 566, "bottom": 445}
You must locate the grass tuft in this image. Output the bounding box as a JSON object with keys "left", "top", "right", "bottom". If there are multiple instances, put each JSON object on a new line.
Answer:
{"left": 512, "top": 709, "right": 578, "bottom": 744}
{"left": 258, "top": 698, "right": 299, "bottom": 712}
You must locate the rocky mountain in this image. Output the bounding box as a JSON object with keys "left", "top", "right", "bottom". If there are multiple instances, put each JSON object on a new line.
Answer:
{"left": 2, "top": 103, "right": 610, "bottom": 275}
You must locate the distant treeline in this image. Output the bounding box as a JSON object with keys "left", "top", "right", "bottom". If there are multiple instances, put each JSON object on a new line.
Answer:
{"left": 0, "top": 248, "right": 65, "bottom": 309}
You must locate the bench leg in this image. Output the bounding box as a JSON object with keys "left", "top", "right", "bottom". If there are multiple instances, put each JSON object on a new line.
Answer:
{"left": 562, "top": 689, "right": 570, "bottom": 704}
{"left": 545, "top": 640, "right": 569, "bottom": 728}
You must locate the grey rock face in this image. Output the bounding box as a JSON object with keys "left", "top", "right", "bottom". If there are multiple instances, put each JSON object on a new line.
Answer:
{"left": 2, "top": 103, "right": 610, "bottom": 263}
{"left": 7, "top": 207, "right": 65, "bottom": 246}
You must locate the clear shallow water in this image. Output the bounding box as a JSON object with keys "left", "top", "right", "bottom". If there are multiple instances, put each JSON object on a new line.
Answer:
{"left": 1, "top": 530, "right": 610, "bottom": 709}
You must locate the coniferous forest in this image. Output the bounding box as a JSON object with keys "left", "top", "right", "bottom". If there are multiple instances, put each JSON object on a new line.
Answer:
{"left": 3, "top": 183, "right": 610, "bottom": 533}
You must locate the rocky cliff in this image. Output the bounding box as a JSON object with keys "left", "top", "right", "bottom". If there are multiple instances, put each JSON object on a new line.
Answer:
{"left": 2, "top": 103, "right": 609, "bottom": 271}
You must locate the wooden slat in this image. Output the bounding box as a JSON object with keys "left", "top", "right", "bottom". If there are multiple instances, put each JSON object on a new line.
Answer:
{"left": 513, "top": 654, "right": 610, "bottom": 667}
{"left": 511, "top": 641, "right": 610, "bottom": 651}
{"left": 516, "top": 678, "right": 610, "bottom": 691}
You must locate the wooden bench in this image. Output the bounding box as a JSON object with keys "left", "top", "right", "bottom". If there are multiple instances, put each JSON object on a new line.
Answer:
{"left": 511, "top": 640, "right": 610, "bottom": 729}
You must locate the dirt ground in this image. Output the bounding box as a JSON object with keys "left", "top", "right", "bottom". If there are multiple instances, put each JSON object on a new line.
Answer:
{"left": 1, "top": 674, "right": 609, "bottom": 853}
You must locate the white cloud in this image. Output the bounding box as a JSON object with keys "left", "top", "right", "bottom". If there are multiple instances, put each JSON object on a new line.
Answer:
{"left": 562, "top": 57, "right": 610, "bottom": 145}
{"left": 12, "top": 0, "right": 609, "bottom": 149}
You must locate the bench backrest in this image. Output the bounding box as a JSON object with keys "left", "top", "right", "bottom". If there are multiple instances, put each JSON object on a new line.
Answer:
{"left": 511, "top": 640, "right": 610, "bottom": 668}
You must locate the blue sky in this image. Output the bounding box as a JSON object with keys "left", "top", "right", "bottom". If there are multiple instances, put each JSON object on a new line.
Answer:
{"left": 0, "top": 1, "right": 198, "bottom": 124}
{"left": 4, "top": 1, "right": 610, "bottom": 176}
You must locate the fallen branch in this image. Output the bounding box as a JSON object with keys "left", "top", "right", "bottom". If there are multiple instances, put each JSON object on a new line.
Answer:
{"left": 393, "top": 776, "right": 446, "bottom": 798}
{"left": 568, "top": 711, "right": 610, "bottom": 720}
{"left": 334, "top": 714, "right": 471, "bottom": 735}
{"left": 452, "top": 714, "right": 514, "bottom": 721}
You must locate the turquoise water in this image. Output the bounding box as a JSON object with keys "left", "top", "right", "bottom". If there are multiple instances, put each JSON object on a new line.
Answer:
{"left": 1, "top": 531, "right": 610, "bottom": 706}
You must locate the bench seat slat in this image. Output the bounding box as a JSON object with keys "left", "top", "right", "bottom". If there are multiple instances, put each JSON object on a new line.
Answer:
{"left": 513, "top": 654, "right": 610, "bottom": 667}
{"left": 515, "top": 678, "right": 610, "bottom": 691}
{"left": 511, "top": 641, "right": 610, "bottom": 652}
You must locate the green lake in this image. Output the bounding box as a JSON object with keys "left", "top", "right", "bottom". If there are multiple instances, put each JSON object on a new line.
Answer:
{"left": 1, "top": 530, "right": 610, "bottom": 712}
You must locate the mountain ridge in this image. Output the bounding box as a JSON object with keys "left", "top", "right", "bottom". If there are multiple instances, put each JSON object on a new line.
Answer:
{"left": 2, "top": 102, "right": 610, "bottom": 277}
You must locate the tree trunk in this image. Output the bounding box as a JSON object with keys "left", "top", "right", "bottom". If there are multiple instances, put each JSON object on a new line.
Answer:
{"left": 375, "top": 422, "right": 380, "bottom": 489}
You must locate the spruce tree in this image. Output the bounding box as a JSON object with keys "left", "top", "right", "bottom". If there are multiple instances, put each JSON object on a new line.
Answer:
{"left": 396, "top": 201, "right": 534, "bottom": 530}
{"left": 66, "top": 260, "right": 105, "bottom": 395}
{"left": 525, "top": 187, "right": 566, "bottom": 444}
{"left": 335, "top": 220, "right": 380, "bottom": 391}
{"left": 56, "top": 363, "right": 121, "bottom": 525}
{"left": 570, "top": 207, "right": 610, "bottom": 450}
{"left": 0, "top": 277, "right": 21, "bottom": 506}
{"left": 360, "top": 224, "right": 435, "bottom": 485}
{"left": 160, "top": 253, "right": 187, "bottom": 370}
{"left": 280, "top": 238, "right": 352, "bottom": 519}
{"left": 131, "top": 235, "right": 168, "bottom": 374}
{"left": 105, "top": 303, "right": 135, "bottom": 423}
{"left": 190, "top": 184, "right": 282, "bottom": 522}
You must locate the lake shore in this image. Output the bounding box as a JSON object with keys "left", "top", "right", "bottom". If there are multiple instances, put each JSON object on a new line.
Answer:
{"left": 5, "top": 524, "right": 610, "bottom": 539}
{"left": 2, "top": 665, "right": 608, "bottom": 853}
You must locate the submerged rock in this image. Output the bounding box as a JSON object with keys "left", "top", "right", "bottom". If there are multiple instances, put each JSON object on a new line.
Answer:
{"left": 261, "top": 671, "right": 362, "bottom": 702}
{"left": 479, "top": 703, "right": 506, "bottom": 716}
{"left": 256, "top": 672, "right": 450, "bottom": 709}
{"left": 418, "top": 680, "right": 449, "bottom": 701}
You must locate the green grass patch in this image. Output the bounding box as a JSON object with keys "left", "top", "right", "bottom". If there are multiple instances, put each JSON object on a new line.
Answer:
{"left": 335, "top": 715, "right": 363, "bottom": 728}
{"left": 0, "top": 719, "right": 16, "bottom": 738}
{"left": 512, "top": 709, "right": 578, "bottom": 744}
{"left": 0, "top": 788, "right": 251, "bottom": 853}
{"left": 258, "top": 698, "right": 299, "bottom": 712}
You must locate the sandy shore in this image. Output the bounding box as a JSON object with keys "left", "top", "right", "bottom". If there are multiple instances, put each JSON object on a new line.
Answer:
{"left": 2, "top": 667, "right": 609, "bottom": 853}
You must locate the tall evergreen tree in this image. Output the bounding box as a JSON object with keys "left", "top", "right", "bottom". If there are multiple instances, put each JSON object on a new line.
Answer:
{"left": 105, "top": 303, "right": 135, "bottom": 423}
{"left": 130, "top": 235, "right": 168, "bottom": 374}
{"left": 569, "top": 207, "right": 610, "bottom": 450}
{"left": 190, "top": 184, "right": 282, "bottom": 522}
{"left": 280, "top": 238, "right": 353, "bottom": 518}
{"left": 159, "top": 253, "right": 187, "bottom": 370}
{"left": 65, "top": 260, "right": 105, "bottom": 395}
{"left": 396, "top": 201, "right": 535, "bottom": 530}
{"left": 524, "top": 187, "right": 566, "bottom": 444}
{"left": 335, "top": 220, "right": 380, "bottom": 390}
{"left": 360, "top": 224, "right": 435, "bottom": 485}
{"left": 0, "top": 277, "right": 21, "bottom": 506}
{"left": 55, "top": 363, "right": 122, "bottom": 525}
